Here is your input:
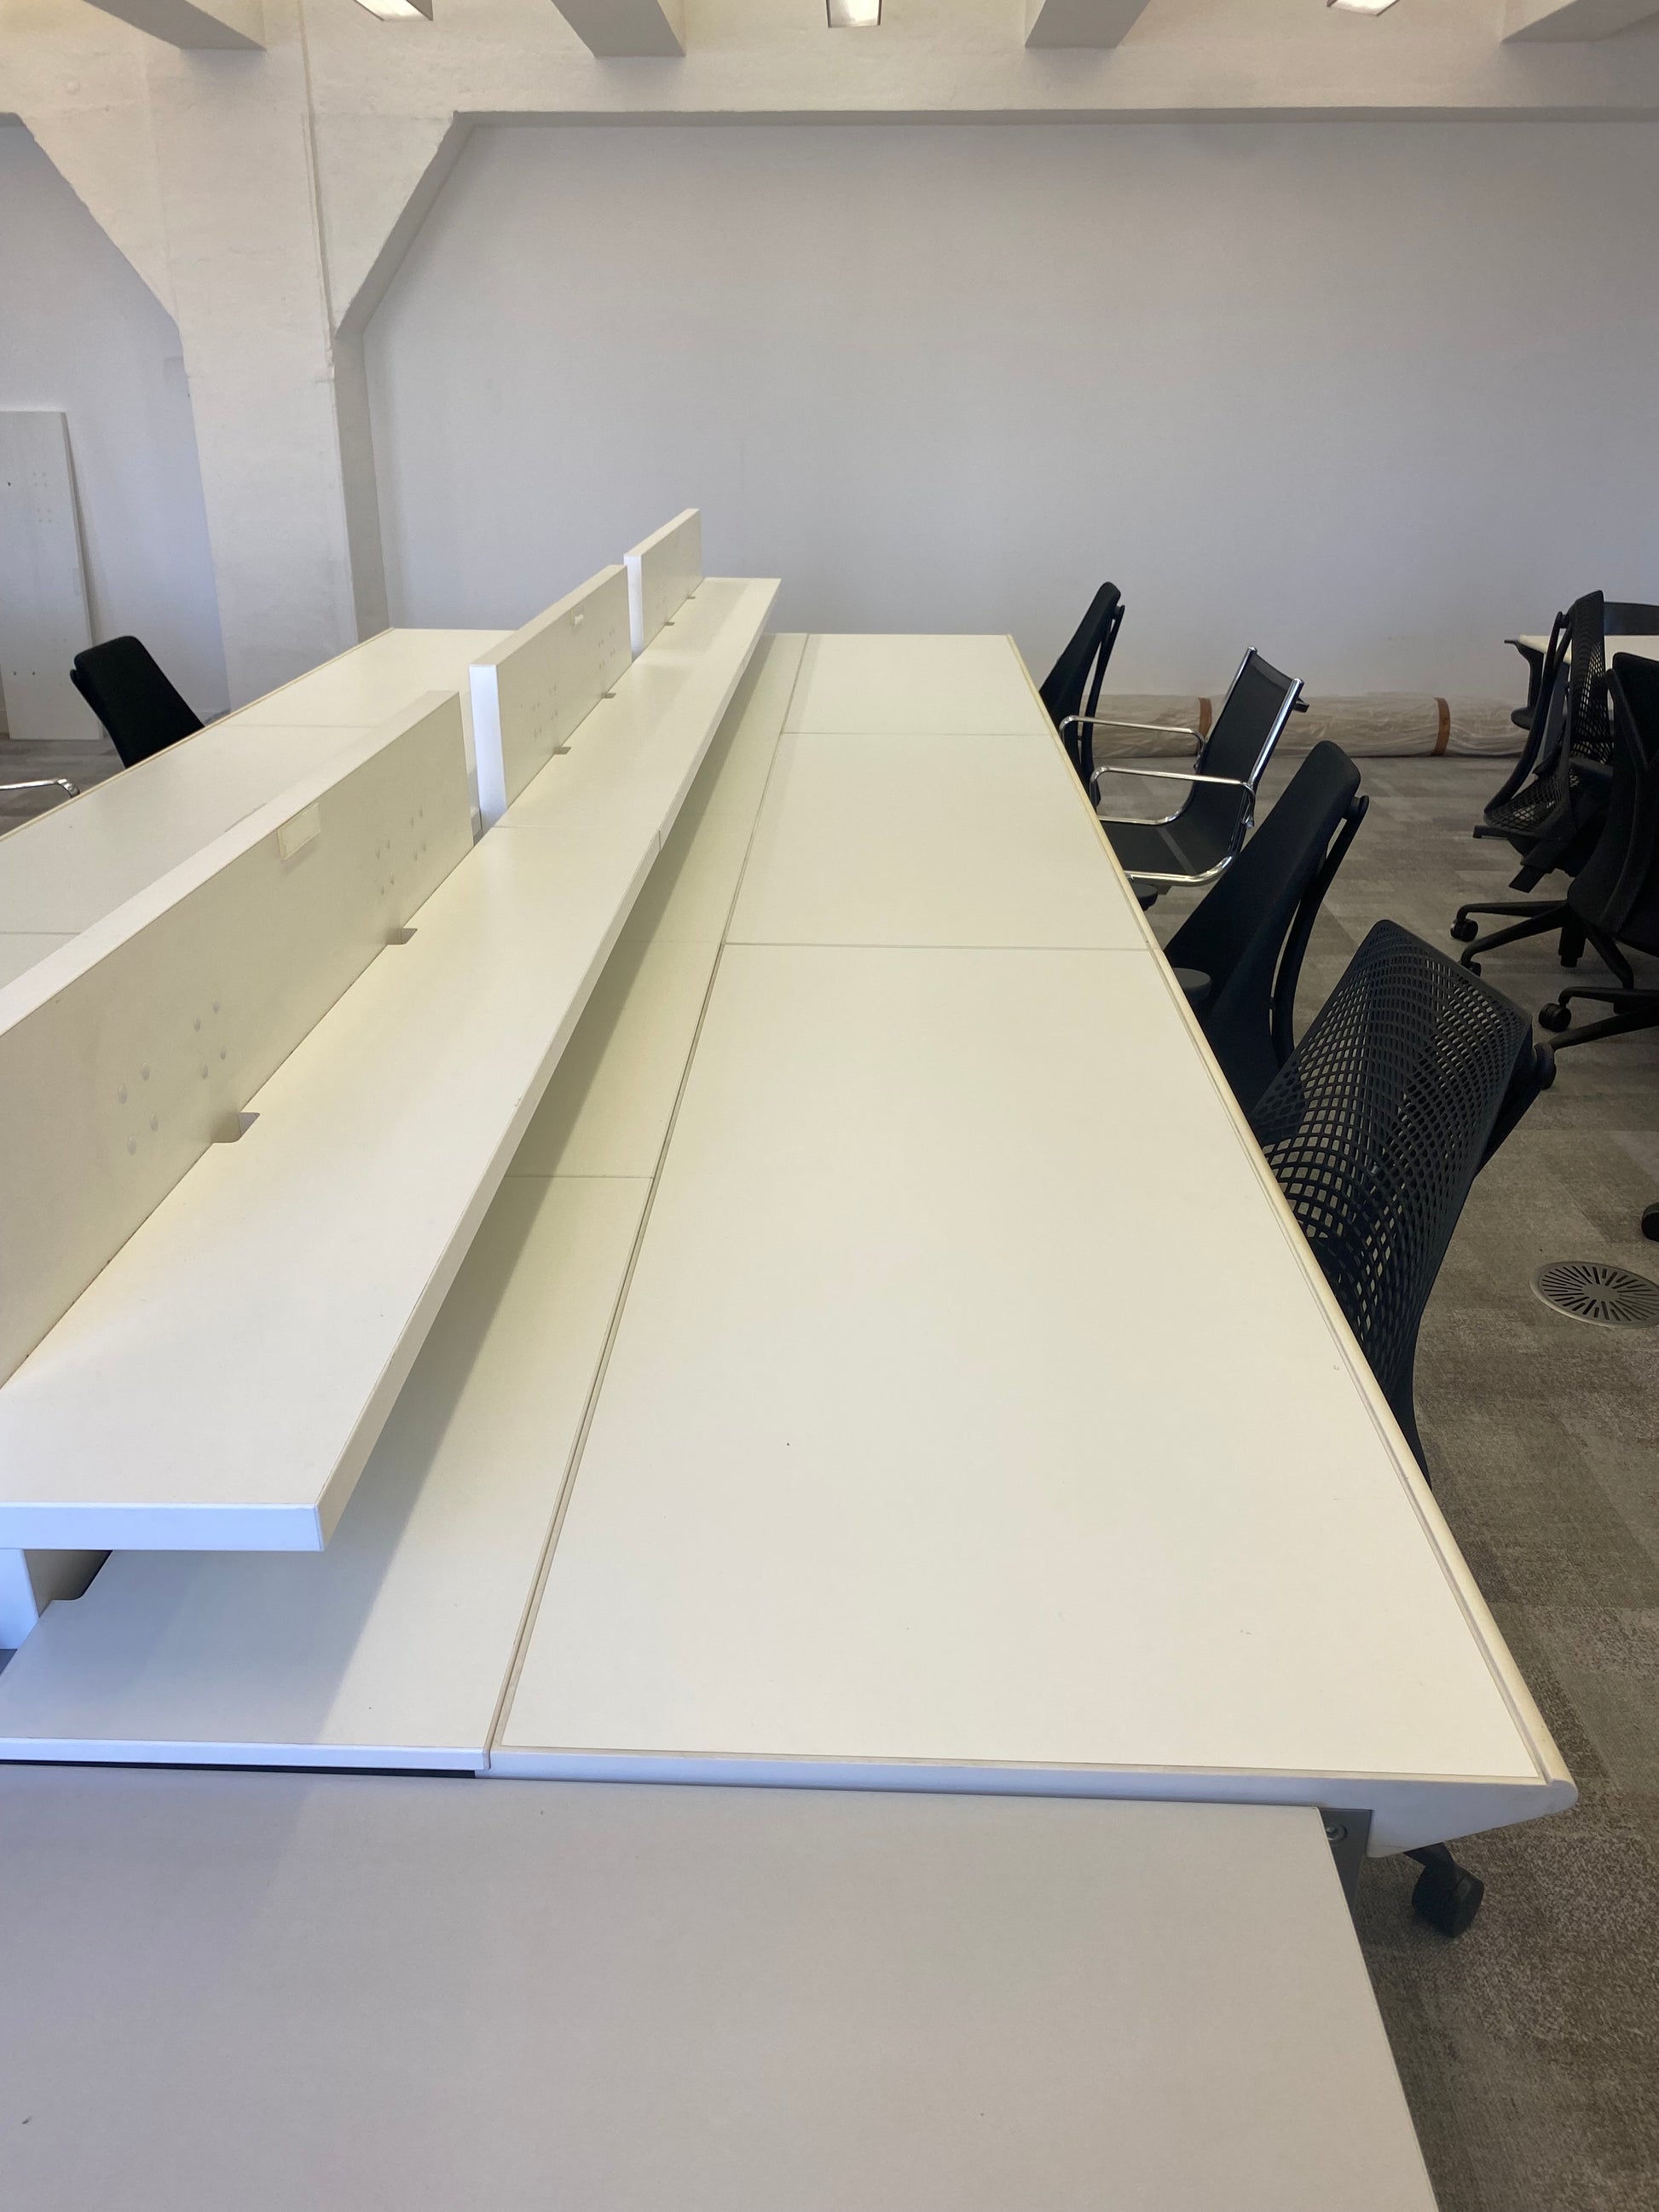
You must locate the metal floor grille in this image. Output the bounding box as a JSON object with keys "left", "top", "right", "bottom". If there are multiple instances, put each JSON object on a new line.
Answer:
{"left": 1532, "top": 1259, "right": 1659, "bottom": 1330}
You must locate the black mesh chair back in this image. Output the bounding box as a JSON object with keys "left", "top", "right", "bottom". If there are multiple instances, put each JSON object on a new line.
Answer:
{"left": 70, "top": 637, "right": 203, "bottom": 768}
{"left": 1481, "top": 592, "right": 1610, "bottom": 862}
{"left": 1090, "top": 649, "right": 1304, "bottom": 894}
{"left": 1039, "top": 584, "right": 1123, "bottom": 787}
{"left": 1164, "top": 742, "right": 1366, "bottom": 1112}
{"left": 1249, "top": 920, "right": 1549, "bottom": 1470}
{"left": 1590, "top": 655, "right": 1659, "bottom": 958}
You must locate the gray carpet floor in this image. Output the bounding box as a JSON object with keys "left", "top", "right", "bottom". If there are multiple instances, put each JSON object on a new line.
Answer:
{"left": 4, "top": 742, "right": 1656, "bottom": 2207}
{"left": 1154, "top": 755, "right": 1659, "bottom": 2212}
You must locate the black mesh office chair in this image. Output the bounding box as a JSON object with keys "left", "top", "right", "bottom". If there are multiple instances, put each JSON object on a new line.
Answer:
{"left": 1537, "top": 655, "right": 1659, "bottom": 1054}
{"left": 70, "top": 637, "right": 203, "bottom": 768}
{"left": 1077, "top": 649, "right": 1305, "bottom": 901}
{"left": 1452, "top": 592, "right": 1623, "bottom": 971}
{"left": 1248, "top": 920, "right": 1550, "bottom": 1938}
{"left": 1163, "top": 742, "right": 1367, "bottom": 1112}
{"left": 1039, "top": 583, "right": 1123, "bottom": 789}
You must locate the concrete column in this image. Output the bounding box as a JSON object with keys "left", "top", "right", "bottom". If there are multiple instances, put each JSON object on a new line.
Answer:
{"left": 20, "top": 2, "right": 388, "bottom": 705}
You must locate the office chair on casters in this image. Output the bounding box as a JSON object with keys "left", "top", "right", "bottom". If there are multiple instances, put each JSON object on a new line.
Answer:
{"left": 1038, "top": 583, "right": 1124, "bottom": 789}
{"left": 1074, "top": 649, "right": 1306, "bottom": 904}
{"left": 1536, "top": 655, "right": 1659, "bottom": 1055}
{"left": 1453, "top": 592, "right": 1621, "bottom": 971}
{"left": 1161, "top": 742, "right": 1367, "bottom": 1113}
{"left": 1249, "top": 919, "right": 1552, "bottom": 1938}
{"left": 70, "top": 636, "right": 203, "bottom": 768}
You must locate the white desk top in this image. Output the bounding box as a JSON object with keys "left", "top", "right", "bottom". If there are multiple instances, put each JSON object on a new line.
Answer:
{"left": 497, "top": 940, "right": 1565, "bottom": 1849}
{"left": 1516, "top": 632, "right": 1659, "bottom": 659}
{"left": 0, "top": 1771, "right": 1434, "bottom": 2212}
{"left": 0, "top": 931, "right": 70, "bottom": 990}
{"left": 730, "top": 726, "right": 1142, "bottom": 950}
{"left": 785, "top": 631, "right": 1052, "bottom": 736}
{"left": 220, "top": 627, "right": 506, "bottom": 729}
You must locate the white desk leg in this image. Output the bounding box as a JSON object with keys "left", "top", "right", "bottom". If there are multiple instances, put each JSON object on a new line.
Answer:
{"left": 0, "top": 1549, "right": 104, "bottom": 1649}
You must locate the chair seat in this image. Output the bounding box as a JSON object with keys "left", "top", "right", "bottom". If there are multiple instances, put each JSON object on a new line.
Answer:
{"left": 1101, "top": 817, "right": 1198, "bottom": 882}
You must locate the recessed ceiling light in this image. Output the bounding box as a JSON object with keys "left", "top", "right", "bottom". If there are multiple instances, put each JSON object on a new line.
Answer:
{"left": 1327, "top": 0, "right": 1399, "bottom": 12}
{"left": 828, "top": 0, "right": 882, "bottom": 25}
{"left": 355, "top": 0, "right": 432, "bottom": 18}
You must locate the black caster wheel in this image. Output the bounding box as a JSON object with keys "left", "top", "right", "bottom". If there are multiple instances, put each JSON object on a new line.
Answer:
{"left": 1643, "top": 1204, "right": 1659, "bottom": 1244}
{"left": 1449, "top": 917, "right": 1478, "bottom": 943}
{"left": 1538, "top": 1002, "right": 1571, "bottom": 1032}
{"left": 1409, "top": 1848, "right": 1485, "bottom": 1939}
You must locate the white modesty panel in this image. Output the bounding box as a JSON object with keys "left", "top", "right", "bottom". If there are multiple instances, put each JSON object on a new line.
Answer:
{"left": 785, "top": 632, "right": 1052, "bottom": 737}
{"left": 0, "top": 719, "right": 390, "bottom": 935}
{"left": 498, "top": 942, "right": 1571, "bottom": 1851}
{"left": 0, "top": 1775, "right": 1436, "bottom": 2212}
{"left": 729, "top": 727, "right": 1143, "bottom": 950}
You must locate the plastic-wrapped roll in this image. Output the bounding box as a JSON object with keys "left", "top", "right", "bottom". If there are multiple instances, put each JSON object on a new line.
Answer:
{"left": 1091, "top": 694, "right": 1521, "bottom": 759}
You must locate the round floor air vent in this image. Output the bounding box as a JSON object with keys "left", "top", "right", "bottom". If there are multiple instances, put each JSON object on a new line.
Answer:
{"left": 1532, "top": 1260, "right": 1659, "bottom": 1330}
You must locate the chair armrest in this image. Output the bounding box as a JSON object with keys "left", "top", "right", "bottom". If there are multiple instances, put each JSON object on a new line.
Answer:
{"left": 0, "top": 777, "right": 78, "bottom": 799}
{"left": 1059, "top": 713, "right": 1201, "bottom": 749}
{"left": 1089, "top": 761, "right": 1251, "bottom": 805}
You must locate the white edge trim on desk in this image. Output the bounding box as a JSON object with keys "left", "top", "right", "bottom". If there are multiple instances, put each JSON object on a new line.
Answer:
{"left": 482, "top": 1744, "right": 1576, "bottom": 1857}
{"left": 1003, "top": 637, "right": 1575, "bottom": 1822}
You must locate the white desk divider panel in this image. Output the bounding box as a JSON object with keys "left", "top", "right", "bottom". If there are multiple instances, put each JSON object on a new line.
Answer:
{"left": 0, "top": 585, "right": 777, "bottom": 1560}
{"left": 0, "top": 636, "right": 800, "bottom": 1756}
{"left": 470, "top": 566, "right": 631, "bottom": 826}
{"left": 0, "top": 693, "right": 472, "bottom": 1394}
{"left": 625, "top": 507, "right": 702, "bottom": 655}
{"left": 0, "top": 719, "right": 402, "bottom": 938}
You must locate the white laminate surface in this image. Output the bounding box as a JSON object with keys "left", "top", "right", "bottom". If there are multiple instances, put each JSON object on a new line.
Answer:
{"left": 223, "top": 627, "right": 506, "bottom": 728}
{"left": 499, "top": 939, "right": 1569, "bottom": 1851}
{"left": 1516, "top": 632, "right": 1659, "bottom": 658}
{"left": 0, "top": 931, "right": 70, "bottom": 990}
{"left": 785, "top": 632, "right": 1050, "bottom": 736}
{"left": 730, "top": 727, "right": 1142, "bottom": 949}
{"left": 0, "top": 720, "right": 379, "bottom": 934}
{"left": 0, "top": 1771, "right": 1437, "bottom": 2212}
{"left": 0, "top": 1177, "right": 645, "bottom": 1767}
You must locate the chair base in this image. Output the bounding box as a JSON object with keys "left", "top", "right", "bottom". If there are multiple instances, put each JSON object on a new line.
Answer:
{"left": 1450, "top": 904, "right": 1633, "bottom": 990}
{"left": 1537, "top": 986, "right": 1659, "bottom": 1053}
{"left": 1406, "top": 1844, "right": 1485, "bottom": 1938}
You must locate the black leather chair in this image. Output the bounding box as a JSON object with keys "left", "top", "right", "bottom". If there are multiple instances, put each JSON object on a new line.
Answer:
{"left": 70, "top": 637, "right": 203, "bottom": 768}
{"left": 1076, "top": 649, "right": 1306, "bottom": 902}
{"left": 1038, "top": 583, "right": 1123, "bottom": 790}
{"left": 1162, "top": 741, "right": 1367, "bottom": 1112}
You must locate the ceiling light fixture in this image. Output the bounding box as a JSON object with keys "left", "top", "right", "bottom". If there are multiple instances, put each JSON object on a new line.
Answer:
{"left": 828, "top": 0, "right": 882, "bottom": 25}
{"left": 354, "top": 0, "right": 433, "bottom": 18}
{"left": 1327, "top": 0, "right": 1399, "bottom": 13}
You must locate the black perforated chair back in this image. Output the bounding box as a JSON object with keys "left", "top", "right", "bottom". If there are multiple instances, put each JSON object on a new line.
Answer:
{"left": 1587, "top": 654, "right": 1659, "bottom": 960}
{"left": 1039, "top": 584, "right": 1123, "bottom": 786}
{"left": 71, "top": 637, "right": 203, "bottom": 768}
{"left": 1164, "top": 742, "right": 1365, "bottom": 1112}
{"left": 1180, "top": 649, "right": 1304, "bottom": 859}
{"left": 1249, "top": 920, "right": 1547, "bottom": 1469}
{"left": 1482, "top": 592, "right": 1611, "bottom": 860}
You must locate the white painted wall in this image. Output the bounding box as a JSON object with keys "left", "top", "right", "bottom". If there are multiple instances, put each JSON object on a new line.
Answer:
{"left": 367, "top": 119, "right": 1659, "bottom": 699}
{"left": 0, "top": 123, "right": 227, "bottom": 725}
